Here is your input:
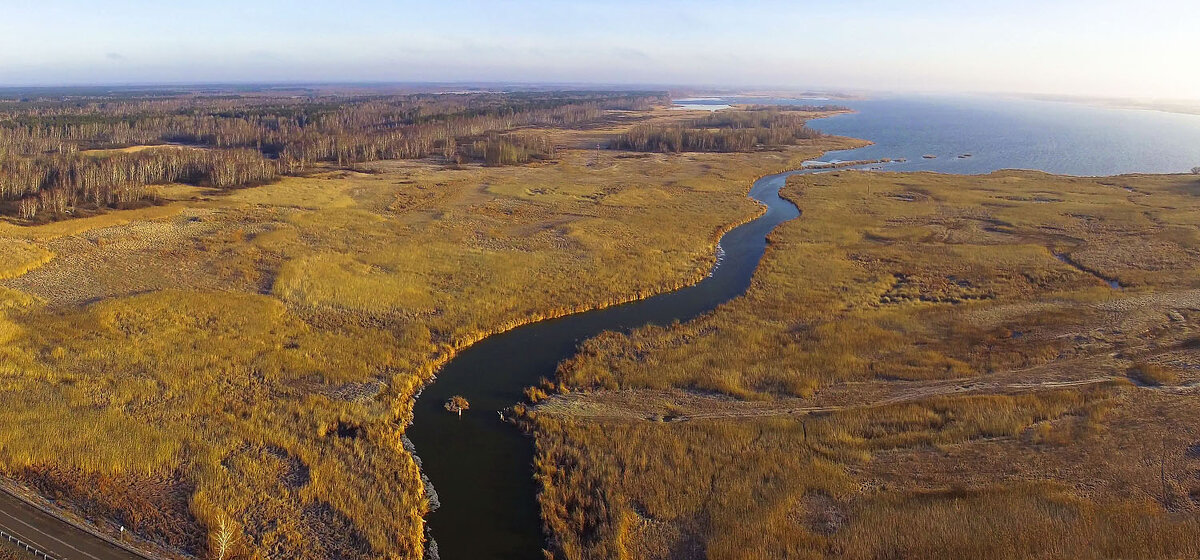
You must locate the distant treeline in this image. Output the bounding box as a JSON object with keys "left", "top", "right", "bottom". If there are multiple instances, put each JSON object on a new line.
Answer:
{"left": 457, "top": 133, "right": 557, "bottom": 166}
{"left": 611, "top": 105, "right": 843, "bottom": 153}
{"left": 0, "top": 148, "right": 277, "bottom": 218}
{"left": 0, "top": 90, "right": 665, "bottom": 220}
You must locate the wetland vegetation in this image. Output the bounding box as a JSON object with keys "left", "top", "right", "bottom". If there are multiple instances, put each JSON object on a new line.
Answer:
{"left": 0, "top": 89, "right": 662, "bottom": 221}
{"left": 0, "top": 87, "right": 856, "bottom": 559}
{"left": 3, "top": 83, "right": 1198, "bottom": 560}
{"left": 4, "top": 2, "right": 1198, "bottom": 559}
{"left": 528, "top": 170, "right": 1200, "bottom": 559}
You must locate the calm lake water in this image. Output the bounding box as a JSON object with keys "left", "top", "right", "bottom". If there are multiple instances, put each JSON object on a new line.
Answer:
{"left": 678, "top": 95, "right": 1200, "bottom": 176}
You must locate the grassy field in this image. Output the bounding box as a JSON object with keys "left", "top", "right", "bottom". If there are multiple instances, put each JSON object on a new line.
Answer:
{"left": 529, "top": 170, "right": 1200, "bottom": 559}
{"left": 0, "top": 107, "right": 859, "bottom": 559}
{"left": 0, "top": 240, "right": 54, "bottom": 280}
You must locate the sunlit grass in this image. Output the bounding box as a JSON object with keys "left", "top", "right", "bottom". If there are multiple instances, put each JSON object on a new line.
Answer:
{"left": 533, "top": 170, "right": 1200, "bottom": 559}
{"left": 532, "top": 386, "right": 1125, "bottom": 560}
{"left": 0, "top": 240, "right": 53, "bottom": 280}
{"left": 0, "top": 109, "right": 864, "bottom": 559}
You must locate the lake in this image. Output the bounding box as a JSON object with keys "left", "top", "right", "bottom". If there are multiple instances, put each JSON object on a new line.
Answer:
{"left": 676, "top": 95, "right": 1200, "bottom": 176}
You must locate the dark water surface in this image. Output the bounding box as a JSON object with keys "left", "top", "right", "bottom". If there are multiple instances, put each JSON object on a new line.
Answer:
{"left": 406, "top": 95, "right": 1200, "bottom": 559}
{"left": 406, "top": 166, "right": 820, "bottom": 559}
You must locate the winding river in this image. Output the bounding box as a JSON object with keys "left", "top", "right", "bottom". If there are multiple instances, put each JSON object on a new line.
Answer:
{"left": 406, "top": 94, "right": 1200, "bottom": 559}
{"left": 405, "top": 164, "right": 833, "bottom": 559}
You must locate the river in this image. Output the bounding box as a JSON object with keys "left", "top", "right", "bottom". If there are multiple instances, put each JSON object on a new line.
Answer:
{"left": 404, "top": 94, "right": 1200, "bottom": 559}
{"left": 404, "top": 163, "right": 848, "bottom": 559}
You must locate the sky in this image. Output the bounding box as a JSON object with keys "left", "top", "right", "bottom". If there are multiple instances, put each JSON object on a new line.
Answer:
{"left": 2, "top": 0, "right": 1198, "bottom": 99}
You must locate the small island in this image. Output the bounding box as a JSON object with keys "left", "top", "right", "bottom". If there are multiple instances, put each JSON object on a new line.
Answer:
{"left": 444, "top": 395, "right": 470, "bottom": 417}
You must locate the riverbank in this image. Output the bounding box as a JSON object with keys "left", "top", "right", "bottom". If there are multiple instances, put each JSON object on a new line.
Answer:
{"left": 405, "top": 143, "right": 870, "bottom": 560}
{"left": 0, "top": 103, "right": 863, "bottom": 560}
{"left": 526, "top": 169, "right": 1200, "bottom": 559}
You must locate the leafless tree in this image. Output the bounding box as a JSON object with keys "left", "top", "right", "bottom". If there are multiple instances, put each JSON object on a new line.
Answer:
{"left": 17, "top": 198, "right": 37, "bottom": 220}
{"left": 212, "top": 517, "right": 238, "bottom": 560}
{"left": 0, "top": 91, "right": 667, "bottom": 218}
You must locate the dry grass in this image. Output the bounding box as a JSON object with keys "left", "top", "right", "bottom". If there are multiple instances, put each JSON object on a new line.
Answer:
{"left": 0, "top": 108, "right": 860, "bottom": 559}
{"left": 0, "top": 240, "right": 54, "bottom": 280}
{"left": 531, "top": 385, "right": 1128, "bottom": 560}
{"left": 0, "top": 203, "right": 184, "bottom": 241}
{"left": 557, "top": 171, "right": 1200, "bottom": 398}
{"left": 1128, "top": 361, "right": 1183, "bottom": 386}
{"left": 531, "top": 170, "right": 1200, "bottom": 559}
{"left": 1, "top": 290, "right": 427, "bottom": 558}
{"left": 837, "top": 483, "right": 1199, "bottom": 560}
{"left": 78, "top": 144, "right": 209, "bottom": 157}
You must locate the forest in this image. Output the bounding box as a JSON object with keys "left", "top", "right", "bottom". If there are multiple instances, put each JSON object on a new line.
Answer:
{"left": 0, "top": 89, "right": 664, "bottom": 220}
{"left": 610, "top": 105, "right": 843, "bottom": 153}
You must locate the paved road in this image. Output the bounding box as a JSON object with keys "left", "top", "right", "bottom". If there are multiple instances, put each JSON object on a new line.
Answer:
{"left": 0, "top": 488, "right": 144, "bottom": 560}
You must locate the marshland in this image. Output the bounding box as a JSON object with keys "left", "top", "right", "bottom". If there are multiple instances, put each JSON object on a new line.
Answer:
{"left": 2, "top": 3, "right": 1200, "bottom": 558}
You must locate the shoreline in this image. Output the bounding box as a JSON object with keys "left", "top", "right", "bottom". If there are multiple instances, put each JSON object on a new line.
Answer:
{"left": 405, "top": 133, "right": 873, "bottom": 557}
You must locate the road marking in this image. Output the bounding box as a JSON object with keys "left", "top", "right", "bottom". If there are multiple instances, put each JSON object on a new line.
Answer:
{"left": 0, "top": 505, "right": 109, "bottom": 560}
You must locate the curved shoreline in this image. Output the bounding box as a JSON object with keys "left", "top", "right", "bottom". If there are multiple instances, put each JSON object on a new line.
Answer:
{"left": 405, "top": 147, "right": 878, "bottom": 560}
{"left": 393, "top": 148, "right": 869, "bottom": 426}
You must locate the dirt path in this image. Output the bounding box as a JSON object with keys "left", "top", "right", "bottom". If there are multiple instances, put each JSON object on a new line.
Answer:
{"left": 534, "top": 375, "right": 1129, "bottom": 422}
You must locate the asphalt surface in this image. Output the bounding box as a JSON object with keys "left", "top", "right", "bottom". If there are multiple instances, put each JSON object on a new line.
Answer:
{"left": 0, "top": 489, "right": 143, "bottom": 560}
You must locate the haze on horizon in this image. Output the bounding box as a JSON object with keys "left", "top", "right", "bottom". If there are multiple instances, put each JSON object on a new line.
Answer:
{"left": 2, "top": 0, "right": 1198, "bottom": 100}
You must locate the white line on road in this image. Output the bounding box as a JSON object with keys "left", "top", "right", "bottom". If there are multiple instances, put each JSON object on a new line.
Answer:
{"left": 0, "top": 505, "right": 108, "bottom": 560}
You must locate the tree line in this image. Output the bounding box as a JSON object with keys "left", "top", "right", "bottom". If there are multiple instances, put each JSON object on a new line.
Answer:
{"left": 610, "top": 106, "right": 842, "bottom": 153}
{"left": 1, "top": 148, "right": 277, "bottom": 219}
{"left": 0, "top": 90, "right": 666, "bottom": 220}
{"left": 458, "top": 133, "right": 557, "bottom": 166}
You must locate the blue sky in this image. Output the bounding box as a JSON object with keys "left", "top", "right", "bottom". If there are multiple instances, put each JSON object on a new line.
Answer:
{"left": 2, "top": 0, "right": 1198, "bottom": 98}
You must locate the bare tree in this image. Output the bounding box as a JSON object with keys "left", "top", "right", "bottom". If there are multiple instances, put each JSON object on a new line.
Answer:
{"left": 212, "top": 517, "right": 238, "bottom": 560}
{"left": 1192, "top": 166, "right": 1200, "bottom": 174}
{"left": 17, "top": 198, "right": 37, "bottom": 220}
{"left": 444, "top": 395, "right": 470, "bottom": 417}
